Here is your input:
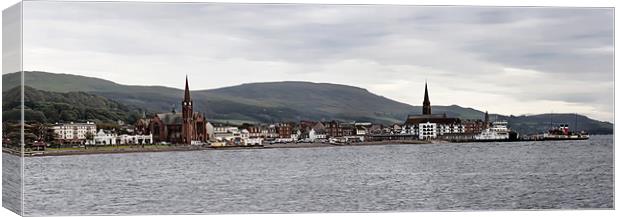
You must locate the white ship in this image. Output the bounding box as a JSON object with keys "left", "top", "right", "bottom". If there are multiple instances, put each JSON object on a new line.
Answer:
{"left": 475, "top": 121, "right": 510, "bottom": 141}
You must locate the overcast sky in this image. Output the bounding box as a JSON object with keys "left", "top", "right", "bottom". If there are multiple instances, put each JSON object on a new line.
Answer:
{"left": 20, "top": 2, "right": 614, "bottom": 122}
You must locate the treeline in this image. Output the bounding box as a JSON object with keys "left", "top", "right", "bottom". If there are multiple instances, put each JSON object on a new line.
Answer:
{"left": 2, "top": 86, "right": 144, "bottom": 125}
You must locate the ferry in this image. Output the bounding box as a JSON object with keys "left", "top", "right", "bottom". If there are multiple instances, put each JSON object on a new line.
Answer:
{"left": 474, "top": 121, "right": 510, "bottom": 141}
{"left": 543, "top": 124, "right": 589, "bottom": 140}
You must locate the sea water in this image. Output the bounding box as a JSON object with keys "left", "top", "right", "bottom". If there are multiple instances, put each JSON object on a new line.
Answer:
{"left": 16, "top": 135, "right": 613, "bottom": 215}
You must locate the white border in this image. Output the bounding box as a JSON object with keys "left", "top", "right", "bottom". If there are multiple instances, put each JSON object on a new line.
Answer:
{"left": 0, "top": 1, "right": 616, "bottom": 217}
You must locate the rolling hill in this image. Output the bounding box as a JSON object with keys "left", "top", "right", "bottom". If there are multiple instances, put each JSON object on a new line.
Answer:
{"left": 2, "top": 71, "right": 613, "bottom": 134}
{"left": 2, "top": 85, "right": 143, "bottom": 124}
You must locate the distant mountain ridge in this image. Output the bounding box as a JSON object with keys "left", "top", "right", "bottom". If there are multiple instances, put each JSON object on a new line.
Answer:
{"left": 2, "top": 71, "right": 613, "bottom": 134}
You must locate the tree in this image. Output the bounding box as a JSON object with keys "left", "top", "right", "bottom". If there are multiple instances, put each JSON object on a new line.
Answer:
{"left": 84, "top": 131, "right": 95, "bottom": 147}
{"left": 43, "top": 127, "right": 58, "bottom": 144}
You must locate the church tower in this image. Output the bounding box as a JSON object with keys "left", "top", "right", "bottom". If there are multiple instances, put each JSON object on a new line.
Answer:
{"left": 182, "top": 76, "right": 193, "bottom": 144}
{"left": 422, "top": 82, "right": 431, "bottom": 115}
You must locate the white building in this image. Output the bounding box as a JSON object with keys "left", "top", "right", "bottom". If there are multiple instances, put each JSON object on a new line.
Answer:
{"left": 206, "top": 122, "right": 215, "bottom": 141}
{"left": 402, "top": 115, "right": 465, "bottom": 140}
{"left": 92, "top": 129, "right": 153, "bottom": 145}
{"left": 94, "top": 129, "right": 117, "bottom": 145}
{"left": 117, "top": 134, "right": 153, "bottom": 145}
{"left": 401, "top": 82, "right": 467, "bottom": 140}
{"left": 308, "top": 128, "right": 327, "bottom": 142}
{"left": 438, "top": 124, "right": 465, "bottom": 135}
{"left": 240, "top": 129, "right": 250, "bottom": 140}
{"left": 213, "top": 126, "right": 241, "bottom": 141}
{"left": 52, "top": 122, "right": 97, "bottom": 144}
{"left": 262, "top": 125, "right": 278, "bottom": 138}
{"left": 291, "top": 129, "right": 302, "bottom": 141}
{"left": 212, "top": 126, "right": 263, "bottom": 146}
{"left": 418, "top": 122, "right": 437, "bottom": 140}
{"left": 355, "top": 126, "right": 367, "bottom": 135}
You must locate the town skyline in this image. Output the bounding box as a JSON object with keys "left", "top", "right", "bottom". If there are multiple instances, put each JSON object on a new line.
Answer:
{"left": 18, "top": 2, "right": 613, "bottom": 122}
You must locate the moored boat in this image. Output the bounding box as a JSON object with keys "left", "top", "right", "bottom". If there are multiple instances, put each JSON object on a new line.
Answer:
{"left": 543, "top": 124, "right": 589, "bottom": 140}
{"left": 474, "top": 121, "right": 511, "bottom": 141}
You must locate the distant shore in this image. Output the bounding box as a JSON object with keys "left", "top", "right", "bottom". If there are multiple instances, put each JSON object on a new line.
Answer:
{"left": 3, "top": 140, "right": 433, "bottom": 157}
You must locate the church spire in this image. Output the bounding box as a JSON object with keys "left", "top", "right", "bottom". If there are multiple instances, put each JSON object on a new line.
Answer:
{"left": 422, "top": 82, "right": 431, "bottom": 115}
{"left": 182, "top": 75, "right": 193, "bottom": 145}
{"left": 184, "top": 75, "right": 191, "bottom": 101}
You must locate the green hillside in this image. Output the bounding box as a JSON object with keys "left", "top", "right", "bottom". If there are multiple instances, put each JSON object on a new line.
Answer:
{"left": 3, "top": 71, "right": 485, "bottom": 123}
{"left": 2, "top": 71, "right": 613, "bottom": 134}
{"left": 2, "top": 85, "right": 143, "bottom": 124}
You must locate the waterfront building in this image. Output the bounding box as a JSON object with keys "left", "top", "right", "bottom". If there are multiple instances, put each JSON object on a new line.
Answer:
{"left": 312, "top": 122, "right": 326, "bottom": 132}
{"left": 52, "top": 121, "right": 97, "bottom": 144}
{"left": 391, "top": 124, "right": 402, "bottom": 134}
{"left": 149, "top": 76, "right": 208, "bottom": 144}
{"left": 276, "top": 122, "right": 293, "bottom": 138}
{"left": 463, "top": 119, "right": 485, "bottom": 134}
{"left": 265, "top": 124, "right": 278, "bottom": 138}
{"left": 291, "top": 129, "right": 302, "bottom": 141}
{"left": 324, "top": 120, "right": 343, "bottom": 138}
{"left": 94, "top": 129, "right": 117, "bottom": 145}
{"left": 299, "top": 120, "right": 318, "bottom": 130}
{"left": 355, "top": 125, "right": 367, "bottom": 135}
{"left": 402, "top": 83, "right": 464, "bottom": 139}
{"left": 341, "top": 123, "right": 356, "bottom": 137}
{"left": 240, "top": 129, "right": 250, "bottom": 141}
{"left": 211, "top": 125, "right": 264, "bottom": 145}
{"left": 307, "top": 122, "right": 327, "bottom": 142}
{"left": 245, "top": 124, "right": 262, "bottom": 138}
{"left": 206, "top": 122, "right": 215, "bottom": 140}
{"left": 134, "top": 115, "right": 151, "bottom": 135}
{"left": 418, "top": 122, "right": 437, "bottom": 140}
{"left": 117, "top": 134, "right": 154, "bottom": 145}
{"left": 93, "top": 129, "right": 154, "bottom": 145}
{"left": 296, "top": 126, "right": 311, "bottom": 141}
{"left": 367, "top": 124, "right": 384, "bottom": 135}
{"left": 309, "top": 128, "right": 327, "bottom": 142}
{"left": 213, "top": 126, "right": 240, "bottom": 141}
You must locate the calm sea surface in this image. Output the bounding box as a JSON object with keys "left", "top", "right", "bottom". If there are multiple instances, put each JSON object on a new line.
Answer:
{"left": 19, "top": 135, "right": 614, "bottom": 215}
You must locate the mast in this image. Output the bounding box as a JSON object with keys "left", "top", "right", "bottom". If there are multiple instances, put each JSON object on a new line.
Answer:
{"left": 574, "top": 113, "right": 578, "bottom": 131}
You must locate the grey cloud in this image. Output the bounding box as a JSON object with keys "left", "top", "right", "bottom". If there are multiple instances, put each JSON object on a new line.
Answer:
{"left": 21, "top": 2, "right": 614, "bottom": 121}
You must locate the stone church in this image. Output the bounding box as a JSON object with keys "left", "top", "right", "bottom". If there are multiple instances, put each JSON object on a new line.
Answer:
{"left": 147, "top": 76, "right": 208, "bottom": 144}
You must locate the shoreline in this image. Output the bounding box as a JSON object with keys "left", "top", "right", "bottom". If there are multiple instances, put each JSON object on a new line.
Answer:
{"left": 3, "top": 134, "right": 601, "bottom": 157}
{"left": 264, "top": 140, "right": 432, "bottom": 149}
{"left": 3, "top": 140, "right": 433, "bottom": 157}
